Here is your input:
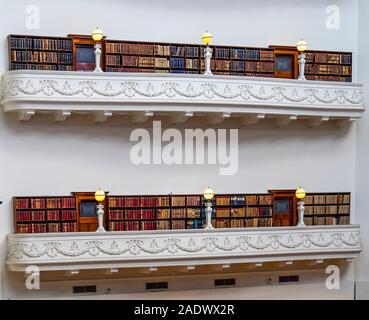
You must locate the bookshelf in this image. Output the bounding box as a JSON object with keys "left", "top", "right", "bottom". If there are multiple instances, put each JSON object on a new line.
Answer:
{"left": 7, "top": 34, "right": 352, "bottom": 82}
{"left": 14, "top": 196, "right": 77, "bottom": 233}
{"left": 304, "top": 50, "right": 352, "bottom": 82}
{"left": 8, "top": 35, "right": 74, "bottom": 71}
{"left": 104, "top": 40, "right": 275, "bottom": 77}
{"left": 303, "top": 192, "right": 351, "bottom": 226}
{"left": 107, "top": 193, "right": 273, "bottom": 231}
{"left": 13, "top": 192, "right": 351, "bottom": 233}
{"left": 105, "top": 40, "right": 202, "bottom": 74}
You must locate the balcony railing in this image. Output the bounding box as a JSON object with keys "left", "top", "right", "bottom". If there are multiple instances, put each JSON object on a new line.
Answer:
{"left": 1, "top": 70, "right": 364, "bottom": 124}
{"left": 6, "top": 225, "right": 361, "bottom": 272}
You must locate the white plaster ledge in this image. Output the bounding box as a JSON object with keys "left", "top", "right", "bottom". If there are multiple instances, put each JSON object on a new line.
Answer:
{"left": 6, "top": 225, "right": 362, "bottom": 272}
{"left": 1, "top": 70, "right": 365, "bottom": 123}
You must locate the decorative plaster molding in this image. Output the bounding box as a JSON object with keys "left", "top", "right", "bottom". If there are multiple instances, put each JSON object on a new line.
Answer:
{"left": 1, "top": 71, "right": 365, "bottom": 121}
{"left": 6, "top": 225, "right": 362, "bottom": 272}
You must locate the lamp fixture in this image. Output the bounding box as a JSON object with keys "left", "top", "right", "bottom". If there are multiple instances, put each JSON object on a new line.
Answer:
{"left": 295, "top": 186, "right": 306, "bottom": 227}
{"left": 92, "top": 27, "right": 104, "bottom": 42}
{"left": 203, "top": 187, "right": 215, "bottom": 229}
{"left": 296, "top": 39, "right": 308, "bottom": 80}
{"left": 295, "top": 187, "right": 306, "bottom": 200}
{"left": 201, "top": 31, "right": 213, "bottom": 46}
{"left": 201, "top": 31, "right": 213, "bottom": 75}
{"left": 95, "top": 188, "right": 106, "bottom": 202}
{"left": 91, "top": 27, "right": 104, "bottom": 72}
{"left": 95, "top": 188, "right": 106, "bottom": 232}
{"left": 296, "top": 39, "right": 308, "bottom": 53}
{"left": 203, "top": 187, "right": 215, "bottom": 201}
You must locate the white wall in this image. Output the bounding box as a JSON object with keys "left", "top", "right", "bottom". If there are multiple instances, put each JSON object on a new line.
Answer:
{"left": 355, "top": 0, "right": 369, "bottom": 300}
{"left": 5, "top": 268, "right": 355, "bottom": 300}
{"left": 0, "top": 0, "right": 363, "bottom": 299}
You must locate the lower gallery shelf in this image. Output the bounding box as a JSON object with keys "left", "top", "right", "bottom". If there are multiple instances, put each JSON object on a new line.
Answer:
{"left": 6, "top": 225, "right": 362, "bottom": 272}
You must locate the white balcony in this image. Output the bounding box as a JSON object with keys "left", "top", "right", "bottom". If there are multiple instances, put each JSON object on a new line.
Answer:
{"left": 1, "top": 70, "right": 364, "bottom": 125}
{"left": 6, "top": 225, "right": 361, "bottom": 273}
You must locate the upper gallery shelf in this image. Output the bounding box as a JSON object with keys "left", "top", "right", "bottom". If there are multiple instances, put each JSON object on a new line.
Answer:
{"left": 0, "top": 70, "right": 364, "bottom": 125}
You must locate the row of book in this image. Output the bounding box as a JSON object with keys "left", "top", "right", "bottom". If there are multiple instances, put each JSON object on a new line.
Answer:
{"left": 45, "top": 197, "right": 76, "bottom": 209}
{"left": 171, "top": 196, "right": 186, "bottom": 206}
{"left": 304, "top": 194, "right": 350, "bottom": 205}
{"left": 15, "top": 197, "right": 76, "bottom": 209}
{"left": 304, "top": 205, "right": 350, "bottom": 215}
{"left": 186, "top": 59, "right": 200, "bottom": 69}
{"left": 108, "top": 207, "right": 272, "bottom": 221}
{"left": 187, "top": 196, "right": 201, "bottom": 206}
{"left": 58, "top": 65, "right": 74, "bottom": 71}
{"left": 16, "top": 209, "right": 78, "bottom": 221}
{"left": 216, "top": 218, "right": 269, "bottom": 228}
{"left": 108, "top": 194, "right": 274, "bottom": 208}
{"left": 139, "top": 57, "right": 157, "bottom": 68}
{"left": 214, "top": 48, "right": 274, "bottom": 61}
{"left": 16, "top": 211, "right": 44, "bottom": 221}
{"left": 245, "top": 72, "right": 274, "bottom": 78}
{"left": 305, "top": 64, "right": 352, "bottom": 76}
{"left": 109, "top": 196, "right": 171, "bottom": 208}
{"left": 158, "top": 209, "right": 171, "bottom": 219}
{"left": 9, "top": 37, "right": 72, "bottom": 51}
{"left": 11, "top": 50, "right": 63, "bottom": 63}
{"left": 306, "top": 75, "right": 351, "bottom": 82}
{"left": 215, "top": 195, "right": 273, "bottom": 206}
{"left": 62, "top": 222, "right": 78, "bottom": 232}
{"left": 109, "top": 208, "right": 201, "bottom": 220}
{"left": 10, "top": 63, "right": 60, "bottom": 71}
{"left": 11, "top": 64, "right": 73, "bottom": 71}
{"left": 304, "top": 216, "right": 350, "bottom": 226}
{"left": 305, "top": 52, "right": 352, "bottom": 65}
{"left": 216, "top": 207, "right": 272, "bottom": 218}
{"left": 30, "top": 198, "right": 45, "bottom": 209}
{"left": 61, "top": 210, "right": 78, "bottom": 220}
{"left": 106, "top": 43, "right": 171, "bottom": 56}
{"left": 109, "top": 219, "right": 203, "bottom": 231}
{"left": 170, "top": 46, "right": 185, "bottom": 57}
{"left": 32, "top": 38, "right": 72, "bottom": 51}
{"left": 106, "top": 45, "right": 275, "bottom": 61}
{"left": 208, "top": 60, "right": 274, "bottom": 73}
{"left": 170, "top": 57, "right": 186, "bottom": 69}
{"left": 185, "top": 46, "right": 200, "bottom": 57}
{"left": 17, "top": 223, "right": 47, "bottom": 233}
{"left": 17, "top": 222, "right": 77, "bottom": 233}
{"left": 154, "top": 57, "right": 170, "bottom": 68}
{"left": 121, "top": 43, "right": 154, "bottom": 55}
{"left": 155, "top": 44, "right": 170, "bottom": 56}
{"left": 46, "top": 210, "right": 60, "bottom": 220}
{"left": 48, "top": 223, "right": 61, "bottom": 233}
{"left": 171, "top": 208, "right": 187, "bottom": 218}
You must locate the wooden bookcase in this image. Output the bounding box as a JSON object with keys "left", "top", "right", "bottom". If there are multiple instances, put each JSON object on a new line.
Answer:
{"left": 105, "top": 40, "right": 202, "bottom": 74}
{"left": 13, "top": 192, "right": 351, "bottom": 233}
{"left": 8, "top": 34, "right": 74, "bottom": 71}
{"left": 108, "top": 193, "right": 274, "bottom": 231}
{"left": 13, "top": 196, "right": 77, "bottom": 233}
{"left": 7, "top": 34, "right": 352, "bottom": 82}
{"left": 304, "top": 50, "right": 352, "bottom": 82}
{"left": 104, "top": 40, "right": 275, "bottom": 77}
{"left": 303, "top": 192, "right": 350, "bottom": 226}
